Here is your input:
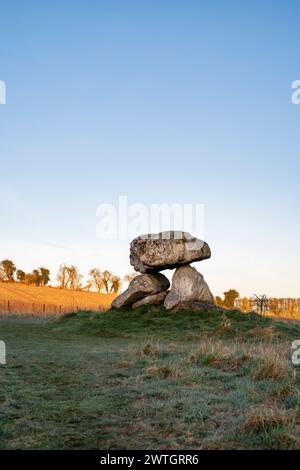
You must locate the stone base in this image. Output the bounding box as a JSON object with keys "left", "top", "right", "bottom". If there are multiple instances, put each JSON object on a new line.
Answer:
{"left": 111, "top": 273, "right": 170, "bottom": 309}
{"left": 169, "top": 301, "right": 223, "bottom": 313}
{"left": 132, "top": 291, "right": 167, "bottom": 309}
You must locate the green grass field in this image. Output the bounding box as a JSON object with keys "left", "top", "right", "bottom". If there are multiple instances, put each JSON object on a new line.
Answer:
{"left": 1, "top": 307, "right": 300, "bottom": 449}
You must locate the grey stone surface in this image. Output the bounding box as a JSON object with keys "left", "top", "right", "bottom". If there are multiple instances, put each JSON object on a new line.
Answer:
{"left": 164, "top": 264, "right": 214, "bottom": 310}
{"left": 112, "top": 273, "right": 170, "bottom": 309}
{"left": 132, "top": 291, "right": 167, "bottom": 309}
{"left": 130, "top": 231, "right": 211, "bottom": 273}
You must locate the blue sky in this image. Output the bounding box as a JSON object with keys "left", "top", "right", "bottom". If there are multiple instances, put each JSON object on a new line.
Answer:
{"left": 0, "top": 0, "right": 300, "bottom": 297}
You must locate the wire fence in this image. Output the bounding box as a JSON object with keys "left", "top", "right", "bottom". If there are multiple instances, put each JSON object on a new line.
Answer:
{"left": 0, "top": 299, "right": 108, "bottom": 317}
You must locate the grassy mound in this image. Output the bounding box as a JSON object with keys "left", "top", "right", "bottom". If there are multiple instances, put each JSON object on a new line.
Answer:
{"left": 53, "top": 306, "right": 300, "bottom": 341}
{"left": 1, "top": 307, "right": 300, "bottom": 449}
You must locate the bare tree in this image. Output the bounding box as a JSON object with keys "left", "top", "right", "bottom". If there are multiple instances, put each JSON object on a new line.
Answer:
{"left": 57, "top": 264, "right": 82, "bottom": 290}
{"left": 67, "top": 265, "right": 82, "bottom": 290}
{"left": 252, "top": 294, "right": 270, "bottom": 316}
{"left": 88, "top": 268, "right": 104, "bottom": 293}
{"left": 57, "top": 264, "right": 69, "bottom": 288}
{"left": 123, "top": 272, "right": 138, "bottom": 284}
{"left": 110, "top": 275, "right": 122, "bottom": 294}
{"left": 101, "top": 270, "right": 113, "bottom": 294}
{"left": 84, "top": 280, "right": 93, "bottom": 292}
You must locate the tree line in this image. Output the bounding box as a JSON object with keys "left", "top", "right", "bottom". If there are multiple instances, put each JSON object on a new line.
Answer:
{"left": 0, "top": 259, "right": 138, "bottom": 295}
{"left": 0, "top": 259, "right": 50, "bottom": 287}
{"left": 2, "top": 261, "right": 298, "bottom": 316}
{"left": 216, "top": 289, "right": 300, "bottom": 317}
{"left": 235, "top": 296, "right": 300, "bottom": 317}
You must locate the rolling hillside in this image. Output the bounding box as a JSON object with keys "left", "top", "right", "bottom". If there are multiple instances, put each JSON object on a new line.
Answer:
{"left": 0, "top": 282, "right": 115, "bottom": 315}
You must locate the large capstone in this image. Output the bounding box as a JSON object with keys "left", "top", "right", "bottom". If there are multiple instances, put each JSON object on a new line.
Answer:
{"left": 164, "top": 264, "right": 214, "bottom": 310}
{"left": 111, "top": 273, "right": 170, "bottom": 309}
{"left": 130, "top": 231, "right": 211, "bottom": 273}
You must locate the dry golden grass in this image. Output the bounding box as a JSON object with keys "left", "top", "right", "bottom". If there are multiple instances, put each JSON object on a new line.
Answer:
{"left": 250, "top": 326, "right": 275, "bottom": 340}
{"left": 145, "top": 365, "right": 183, "bottom": 379}
{"left": 215, "top": 314, "right": 233, "bottom": 334}
{"left": 184, "top": 338, "right": 292, "bottom": 378}
{"left": 0, "top": 282, "right": 115, "bottom": 316}
{"left": 250, "top": 344, "right": 288, "bottom": 380}
{"left": 265, "top": 311, "right": 300, "bottom": 321}
{"left": 243, "top": 404, "right": 295, "bottom": 432}
{"left": 139, "top": 341, "right": 161, "bottom": 357}
{"left": 2, "top": 307, "right": 300, "bottom": 450}
{"left": 185, "top": 339, "right": 248, "bottom": 370}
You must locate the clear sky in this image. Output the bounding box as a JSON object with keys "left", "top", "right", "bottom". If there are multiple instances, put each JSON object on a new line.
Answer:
{"left": 1, "top": 0, "right": 300, "bottom": 297}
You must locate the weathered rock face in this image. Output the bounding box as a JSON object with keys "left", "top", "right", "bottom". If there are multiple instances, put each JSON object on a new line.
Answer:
{"left": 130, "top": 231, "right": 211, "bottom": 273}
{"left": 111, "top": 231, "right": 216, "bottom": 312}
{"left": 164, "top": 265, "right": 214, "bottom": 310}
{"left": 132, "top": 291, "right": 167, "bottom": 309}
{"left": 111, "top": 273, "right": 170, "bottom": 309}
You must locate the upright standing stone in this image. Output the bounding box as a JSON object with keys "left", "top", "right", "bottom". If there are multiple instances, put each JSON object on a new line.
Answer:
{"left": 164, "top": 265, "right": 214, "bottom": 310}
